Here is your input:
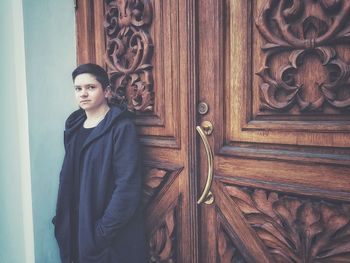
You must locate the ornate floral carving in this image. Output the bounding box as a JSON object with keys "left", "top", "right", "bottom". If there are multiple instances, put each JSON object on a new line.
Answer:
{"left": 104, "top": 0, "right": 154, "bottom": 112}
{"left": 149, "top": 206, "right": 177, "bottom": 262}
{"left": 225, "top": 185, "right": 350, "bottom": 262}
{"left": 217, "top": 217, "right": 246, "bottom": 263}
{"left": 255, "top": 0, "right": 350, "bottom": 112}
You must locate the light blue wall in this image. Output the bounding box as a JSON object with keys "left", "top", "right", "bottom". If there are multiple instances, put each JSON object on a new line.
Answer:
{"left": 0, "top": 1, "right": 28, "bottom": 261}
{"left": 0, "top": 0, "right": 36, "bottom": 261}
{"left": 1, "top": 1, "right": 77, "bottom": 261}
{"left": 22, "top": 0, "right": 77, "bottom": 262}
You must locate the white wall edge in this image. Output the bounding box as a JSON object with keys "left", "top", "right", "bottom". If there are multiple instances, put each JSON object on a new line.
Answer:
{"left": 13, "top": 0, "right": 36, "bottom": 262}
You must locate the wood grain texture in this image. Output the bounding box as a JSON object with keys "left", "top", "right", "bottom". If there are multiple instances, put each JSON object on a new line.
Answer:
{"left": 76, "top": 0, "right": 106, "bottom": 65}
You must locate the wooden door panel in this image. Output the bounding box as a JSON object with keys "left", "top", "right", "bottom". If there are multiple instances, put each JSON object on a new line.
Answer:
{"left": 217, "top": 0, "right": 350, "bottom": 195}
{"left": 228, "top": 0, "right": 350, "bottom": 151}
{"left": 104, "top": 0, "right": 181, "bottom": 148}
{"left": 198, "top": 0, "right": 350, "bottom": 262}
{"left": 76, "top": 1, "right": 197, "bottom": 262}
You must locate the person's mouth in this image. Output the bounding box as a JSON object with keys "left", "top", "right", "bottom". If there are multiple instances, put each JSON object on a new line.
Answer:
{"left": 80, "top": 100, "right": 90, "bottom": 103}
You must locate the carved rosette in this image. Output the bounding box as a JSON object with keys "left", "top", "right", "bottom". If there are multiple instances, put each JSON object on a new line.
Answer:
{"left": 149, "top": 206, "right": 177, "bottom": 262}
{"left": 256, "top": 0, "right": 350, "bottom": 112}
{"left": 104, "top": 0, "right": 154, "bottom": 112}
{"left": 225, "top": 185, "right": 350, "bottom": 262}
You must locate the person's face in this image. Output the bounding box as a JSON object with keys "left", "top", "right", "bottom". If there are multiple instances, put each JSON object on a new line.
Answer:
{"left": 73, "top": 73, "right": 109, "bottom": 112}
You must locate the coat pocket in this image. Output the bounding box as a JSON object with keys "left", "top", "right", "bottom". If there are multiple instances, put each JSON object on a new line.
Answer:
{"left": 94, "top": 219, "right": 111, "bottom": 251}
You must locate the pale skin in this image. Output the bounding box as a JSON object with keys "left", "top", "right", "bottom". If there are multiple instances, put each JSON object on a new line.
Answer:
{"left": 73, "top": 73, "right": 110, "bottom": 128}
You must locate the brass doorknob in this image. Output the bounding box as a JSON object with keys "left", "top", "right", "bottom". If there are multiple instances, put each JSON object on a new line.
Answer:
{"left": 201, "top": 121, "right": 213, "bottom": 135}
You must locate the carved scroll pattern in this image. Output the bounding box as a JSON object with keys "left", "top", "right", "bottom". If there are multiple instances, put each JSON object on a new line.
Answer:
{"left": 256, "top": 0, "right": 350, "bottom": 112}
{"left": 217, "top": 216, "right": 247, "bottom": 263}
{"left": 104, "top": 0, "right": 154, "bottom": 112}
{"left": 225, "top": 185, "right": 350, "bottom": 262}
{"left": 149, "top": 206, "right": 177, "bottom": 263}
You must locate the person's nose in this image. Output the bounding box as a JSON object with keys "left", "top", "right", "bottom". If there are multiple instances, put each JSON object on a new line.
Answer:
{"left": 80, "top": 88, "right": 88, "bottom": 97}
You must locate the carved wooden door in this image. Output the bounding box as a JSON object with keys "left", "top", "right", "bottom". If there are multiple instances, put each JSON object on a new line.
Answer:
{"left": 76, "top": 0, "right": 350, "bottom": 262}
{"left": 76, "top": 0, "right": 198, "bottom": 262}
{"left": 196, "top": 0, "right": 350, "bottom": 262}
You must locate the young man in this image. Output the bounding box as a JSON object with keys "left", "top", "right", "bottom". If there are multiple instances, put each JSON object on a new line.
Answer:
{"left": 53, "top": 63, "right": 147, "bottom": 263}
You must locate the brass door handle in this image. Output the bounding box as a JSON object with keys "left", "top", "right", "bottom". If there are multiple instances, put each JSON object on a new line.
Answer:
{"left": 196, "top": 126, "right": 214, "bottom": 205}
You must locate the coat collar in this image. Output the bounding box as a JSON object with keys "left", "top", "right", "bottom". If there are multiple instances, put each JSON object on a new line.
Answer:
{"left": 64, "top": 105, "right": 128, "bottom": 149}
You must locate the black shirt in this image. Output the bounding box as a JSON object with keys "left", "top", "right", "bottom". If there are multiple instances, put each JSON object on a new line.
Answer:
{"left": 71, "top": 124, "right": 94, "bottom": 262}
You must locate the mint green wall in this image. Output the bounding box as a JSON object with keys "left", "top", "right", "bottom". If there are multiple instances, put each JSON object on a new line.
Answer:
{"left": 0, "top": 1, "right": 28, "bottom": 261}
{"left": 0, "top": 0, "right": 36, "bottom": 261}
{"left": 22, "top": 0, "right": 76, "bottom": 262}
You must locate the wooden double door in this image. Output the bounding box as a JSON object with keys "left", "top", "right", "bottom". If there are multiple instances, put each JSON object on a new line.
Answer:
{"left": 77, "top": 0, "right": 350, "bottom": 262}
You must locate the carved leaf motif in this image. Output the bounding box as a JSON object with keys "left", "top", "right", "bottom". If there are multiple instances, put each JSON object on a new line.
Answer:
{"left": 225, "top": 185, "right": 260, "bottom": 214}
{"left": 225, "top": 185, "right": 350, "bottom": 262}
{"left": 104, "top": 0, "right": 154, "bottom": 112}
{"left": 149, "top": 207, "right": 176, "bottom": 263}
{"left": 252, "top": 189, "right": 279, "bottom": 219}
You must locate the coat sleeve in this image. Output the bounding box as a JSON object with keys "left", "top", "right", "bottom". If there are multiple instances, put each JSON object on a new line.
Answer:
{"left": 95, "top": 119, "right": 142, "bottom": 243}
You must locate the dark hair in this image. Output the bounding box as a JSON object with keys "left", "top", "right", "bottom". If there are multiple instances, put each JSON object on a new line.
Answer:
{"left": 72, "top": 63, "right": 110, "bottom": 89}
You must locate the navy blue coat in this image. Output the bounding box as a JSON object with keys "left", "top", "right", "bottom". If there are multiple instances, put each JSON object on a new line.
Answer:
{"left": 53, "top": 106, "right": 148, "bottom": 263}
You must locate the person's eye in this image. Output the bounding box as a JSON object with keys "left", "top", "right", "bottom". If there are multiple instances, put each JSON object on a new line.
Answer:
{"left": 88, "top": 85, "right": 95, "bottom": 90}
{"left": 75, "top": 87, "right": 82, "bottom": 92}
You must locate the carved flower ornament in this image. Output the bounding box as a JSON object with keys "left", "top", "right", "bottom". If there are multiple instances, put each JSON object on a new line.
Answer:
{"left": 255, "top": 0, "right": 350, "bottom": 112}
